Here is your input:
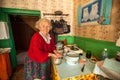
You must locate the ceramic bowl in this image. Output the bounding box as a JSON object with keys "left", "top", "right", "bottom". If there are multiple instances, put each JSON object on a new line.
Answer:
{"left": 65, "top": 52, "right": 79, "bottom": 65}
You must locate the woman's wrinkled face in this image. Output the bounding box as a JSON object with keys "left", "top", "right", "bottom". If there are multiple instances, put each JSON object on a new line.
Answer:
{"left": 38, "top": 21, "right": 51, "bottom": 34}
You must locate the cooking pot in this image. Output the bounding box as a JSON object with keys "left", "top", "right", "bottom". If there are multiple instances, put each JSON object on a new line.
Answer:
{"left": 65, "top": 51, "right": 79, "bottom": 65}
{"left": 54, "top": 11, "right": 63, "bottom": 15}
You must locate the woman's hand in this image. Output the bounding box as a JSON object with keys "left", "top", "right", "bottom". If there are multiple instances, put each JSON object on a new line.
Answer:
{"left": 53, "top": 50, "right": 63, "bottom": 58}
{"left": 56, "top": 53, "right": 62, "bottom": 58}
{"left": 48, "top": 53, "right": 58, "bottom": 58}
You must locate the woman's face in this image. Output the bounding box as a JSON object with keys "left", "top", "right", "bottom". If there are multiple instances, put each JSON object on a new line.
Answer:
{"left": 38, "top": 21, "right": 51, "bottom": 34}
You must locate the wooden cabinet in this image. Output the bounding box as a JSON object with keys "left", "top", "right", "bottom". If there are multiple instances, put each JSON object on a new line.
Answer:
{"left": 0, "top": 51, "right": 12, "bottom": 80}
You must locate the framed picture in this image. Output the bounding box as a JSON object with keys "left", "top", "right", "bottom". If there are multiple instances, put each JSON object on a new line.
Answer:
{"left": 81, "top": 0, "right": 101, "bottom": 25}
{"left": 78, "top": 0, "right": 112, "bottom": 26}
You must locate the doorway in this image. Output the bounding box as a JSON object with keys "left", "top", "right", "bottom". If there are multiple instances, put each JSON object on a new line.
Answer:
{"left": 0, "top": 8, "right": 40, "bottom": 68}
{"left": 9, "top": 15, "right": 39, "bottom": 64}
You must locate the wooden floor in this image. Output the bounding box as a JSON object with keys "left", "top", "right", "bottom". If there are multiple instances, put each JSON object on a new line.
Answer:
{"left": 10, "top": 64, "right": 24, "bottom": 80}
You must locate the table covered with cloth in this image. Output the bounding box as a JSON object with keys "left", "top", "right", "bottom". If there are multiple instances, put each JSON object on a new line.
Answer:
{"left": 0, "top": 49, "right": 12, "bottom": 80}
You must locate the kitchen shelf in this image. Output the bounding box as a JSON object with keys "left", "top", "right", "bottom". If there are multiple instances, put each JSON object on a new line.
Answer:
{"left": 43, "top": 13, "right": 69, "bottom": 16}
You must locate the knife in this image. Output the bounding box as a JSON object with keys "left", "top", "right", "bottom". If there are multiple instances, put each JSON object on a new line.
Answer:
{"left": 81, "top": 64, "right": 85, "bottom": 72}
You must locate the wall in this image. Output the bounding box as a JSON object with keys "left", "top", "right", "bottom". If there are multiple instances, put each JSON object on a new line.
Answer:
{"left": 58, "top": 35, "right": 120, "bottom": 59}
{"left": 74, "top": 36, "right": 120, "bottom": 59}
{"left": 72, "top": 0, "right": 120, "bottom": 58}
{"left": 0, "top": 0, "right": 74, "bottom": 35}
{"left": 73, "top": 0, "right": 120, "bottom": 42}
{"left": 1, "top": 0, "right": 120, "bottom": 44}
{"left": 58, "top": 0, "right": 120, "bottom": 59}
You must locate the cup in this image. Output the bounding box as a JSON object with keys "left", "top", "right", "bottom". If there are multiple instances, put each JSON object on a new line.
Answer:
{"left": 86, "top": 50, "right": 91, "bottom": 59}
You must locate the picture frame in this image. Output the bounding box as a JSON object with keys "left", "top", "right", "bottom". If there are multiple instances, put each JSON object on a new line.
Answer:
{"left": 81, "top": 0, "right": 102, "bottom": 25}
{"left": 77, "top": 0, "right": 112, "bottom": 26}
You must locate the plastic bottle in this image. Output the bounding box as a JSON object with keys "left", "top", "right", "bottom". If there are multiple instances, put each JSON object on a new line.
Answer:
{"left": 102, "top": 48, "right": 108, "bottom": 60}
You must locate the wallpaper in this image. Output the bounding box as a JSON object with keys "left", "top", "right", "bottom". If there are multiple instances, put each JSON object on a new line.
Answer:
{"left": 74, "top": 0, "right": 120, "bottom": 42}
{"left": 0, "top": 0, "right": 73, "bottom": 35}
{"left": 0, "top": 0, "right": 120, "bottom": 42}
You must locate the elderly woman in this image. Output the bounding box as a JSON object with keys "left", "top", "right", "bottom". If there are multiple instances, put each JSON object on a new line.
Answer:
{"left": 24, "top": 18, "right": 62, "bottom": 80}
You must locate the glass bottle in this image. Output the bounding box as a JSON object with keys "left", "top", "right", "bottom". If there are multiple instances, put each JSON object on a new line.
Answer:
{"left": 102, "top": 48, "right": 108, "bottom": 60}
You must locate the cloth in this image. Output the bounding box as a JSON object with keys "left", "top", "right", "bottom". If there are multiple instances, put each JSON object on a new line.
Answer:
{"left": 28, "top": 32, "right": 56, "bottom": 63}
{"left": 103, "top": 58, "right": 120, "bottom": 73}
{"left": 93, "top": 61, "right": 120, "bottom": 80}
{"left": 93, "top": 63, "right": 109, "bottom": 78}
{"left": 24, "top": 55, "right": 51, "bottom": 80}
{"left": 0, "top": 52, "right": 12, "bottom": 80}
{"left": 39, "top": 32, "right": 51, "bottom": 44}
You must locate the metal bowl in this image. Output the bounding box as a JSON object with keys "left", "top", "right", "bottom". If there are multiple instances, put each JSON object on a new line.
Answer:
{"left": 53, "top": 58, "right": 62, "bottom": 65}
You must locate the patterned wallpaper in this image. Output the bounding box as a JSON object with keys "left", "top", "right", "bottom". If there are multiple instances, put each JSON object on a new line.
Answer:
{"left": 1, "top": 0, "right": 120, "bottom": 42}
{"left": 0, "top": 0, "right": 73, "bottom": 35}
{"left": 73, "top": 0, "right": 120, "bottom": 42}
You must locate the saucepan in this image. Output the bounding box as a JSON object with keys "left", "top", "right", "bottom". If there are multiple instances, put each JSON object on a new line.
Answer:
{"left": 65, "top": 51, "right": 79, "bottom": 65}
